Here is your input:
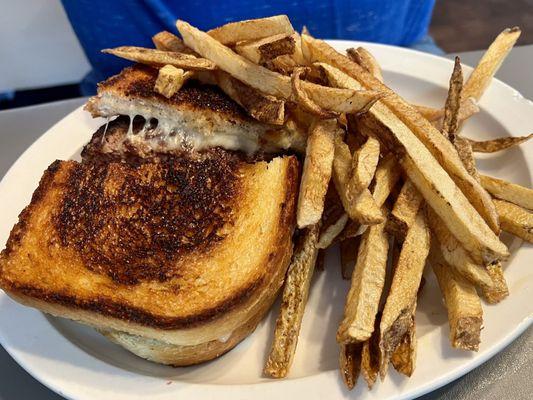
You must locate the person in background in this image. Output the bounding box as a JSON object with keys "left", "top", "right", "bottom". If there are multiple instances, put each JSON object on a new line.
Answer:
{"left": 61, "top": 0, "right": 439, "bottom": 95}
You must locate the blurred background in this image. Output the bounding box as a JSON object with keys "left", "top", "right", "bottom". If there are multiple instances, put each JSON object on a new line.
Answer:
{"left": 0, "top": 0, "right": 531, "bottom": 110}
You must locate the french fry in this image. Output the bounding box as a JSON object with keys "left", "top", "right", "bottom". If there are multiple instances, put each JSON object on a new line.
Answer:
{"left": 426, "top": 207, "right": 494, "bottom": 290}
{"left": 332, "top": 135, "right": 384, "bottom": 224}
{"left": 480, "top": 175, "right": 533, "bottom": 210}
{"left": 292, "top": 67, "right": 337, "bottom": 118}
{"left": 390, "top": 320, "right": 416, "bottom": 377}
{"left": 340, "top": 236, "right": 360, "bottom": 280}
{"left": 442, "top": 57, "right": 463, "bottom": 138}
{"left": 102, "top": 46, "right": 216, "bottom": 70}
{"left": 453, "top": 136, "right": 481, "bottom": 181}
{"left": 318, "top": 214, "right": 349, "bottom": 249}
{"left": 415, "top": 98, "right": 480, "bottom": 128}
{"left": 346, "top": 136, "right": 380, "bottom": 200}
{"left": 371, "top": 153, "right": 402, "bottom": 207}
{"left": 337, "top": 215, "right": 389, "bottom": 344}
{"left": 468, "top": 133, "right": 533, "bottom": 153}
{"left": 494, "top": 199, "right": 533, "bottom": 243}
{"left": 263, "top": 54, "right": 298, "bottom": 75}
{"left": 431, "top": 248, "right": 483, "bottom": 351}
{"left": 152, "top": 31, "right": 190, "bottom": 53}
{"left": 297, "top": 119, "right": 336, "bottom": 228}
{"left": 235, "top": 33, "right": 295, "bottom": 64}
{"left": 387, "top": 180, "right": 424, "bottom": 241}
{"left": 347, "top": 47, "right": 383, "bottom": 82}
{"left": 264, "top": 224, "right": 320, "bottom": 378}
{"left": 214, "top": 71, "right": 285, "bottom": 125}
{"left": 414, "top": 104, "right": 443, "bottom": 122}
{"left": 339, "top": 343, "right": 363, "bottom": 390}
{"left": 361, "top": 319, "right": 381, "bottom": 388}
{"left": 154, "top": 65, "right": 193, "bottom": 98}
{"left": 207, "top": 15, "right": 295, "bottom": 45}
{"left": 306, "top": 37, "right": 502, "bottom": 239}
{"left": 379, "top": 210, "right": 430, "bottom": 377}
{"left": 480, "top": 261, "right": 509, "bottom": 304}
{"left": 463, "top": 27, "right": 521, "bottom": 101}
{"left": 177, "top": 21, "right": 382, "bottom": 111}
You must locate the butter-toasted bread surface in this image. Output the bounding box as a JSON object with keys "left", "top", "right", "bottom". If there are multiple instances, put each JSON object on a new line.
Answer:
{"left": 0, "top": 153, "right": 298, "bottom": 345}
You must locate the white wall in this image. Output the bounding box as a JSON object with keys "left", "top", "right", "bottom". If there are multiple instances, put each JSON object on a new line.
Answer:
{"left": 0, "top": 0, "right": 91, "bottom": 92}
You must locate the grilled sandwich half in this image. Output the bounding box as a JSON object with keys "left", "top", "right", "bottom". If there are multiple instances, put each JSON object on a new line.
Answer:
{"left": 0, "top": 71, "right": 300, "bottom": 365}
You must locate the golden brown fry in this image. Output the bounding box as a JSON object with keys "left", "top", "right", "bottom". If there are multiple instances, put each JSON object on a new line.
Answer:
{"left": 340, "top": 236, "right": 360, "bottom": 280}
{"left": 481, "top": 175, "right": 533, "bottom": 210}
{"left": 379, "top": 211, "right": 430, "bottom": 377}
{"left": 102, "top": 46, "right": 216, "bottom": 70}
{"left": 178, "top": 21, "right": 382, "bottom": 109}
{"left": 339, "top": 343, "right": 363, "bottom": 390}
{"left": 347, "top": 47, "right": 383, "bottom": 82}
{"left": 387, "top": 180, "right": 424, "bottom": 241}
{"left": 468, "top": 133, "right": 533, "bottom": 153}
{"left": 264, "top": 224, "right": 320, "bottom": 378}
{"left": 337, "top": 216, "right": 389, "bottom": 344}
{"left": 235, "top": 33, "right": 295, "bottom": 64}
{"left": 263, "top": 54, "right": 298, "bottom": 75}
{"left": 442, "top": 56, "right": 463, "bottom": 137}
{"left": 390, "top": 320, "right": 416, "bottom": 377}
{"left": 332, "top": 135, "right": 384, "bottom": 225}
{"left": 371, "top": 153, "right": 402, "bottom": 206}
{"left": 297, "top": 119, "right": 336, "bottom": 228}
{"left": 415, "top": 98, "right": 480, "bottom": 128}
{"left": 208, "top": 15, "right": 294, "bottom": 45}
{"left": 426, "top": 207, "right": 494, "bottom": 290}
{"left": 292, "top": 67, "right": 337, "bottom": 118}
{"left": 154, "top": 65, "right": 193, "bottom": 98}
{"left": 431, "top": 248, "right": 483, "bottom": 351}
{"left": 414, "top": 104, "right": 443, "bottom": 122}
{"left": 480, "top": 261, "right": 509, "bottom": 304}
{"left": 361, "top": 322, "right": 381, "bottom": 388}
{"left": 494, "top": 199, "right": 533, "bottom": 243}
{"left": 318, "top": 214, "right": 349, "bottom": 249}
{"left": 152, "top": 31, "right": 190, "bottom": 52}
{"left": 346, "top": 136, "right": 380, "bottom": 200}
{"left": 453, "top": 136, "right": 481, "bottom": 181}
{"left": 307, "top": 38, "right": 503, "bottom": 244}
{"left": 463, "top": 27, "right": 521, "bottom": 101}
{"left": 214, "top": 71, "right": 285, "bottom": 125}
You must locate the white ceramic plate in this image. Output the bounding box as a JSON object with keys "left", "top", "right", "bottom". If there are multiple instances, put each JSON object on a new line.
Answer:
{"left": 0, "top": 41, "right": 532, "bottom": 400}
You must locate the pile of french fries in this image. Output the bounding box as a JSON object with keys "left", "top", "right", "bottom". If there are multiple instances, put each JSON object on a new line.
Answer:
{"left": 103, "top": 16, "right": 532, "bottom": 390}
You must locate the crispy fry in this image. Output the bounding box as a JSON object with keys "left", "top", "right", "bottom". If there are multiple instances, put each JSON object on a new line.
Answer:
{"left": 414, "top": 104, "right": 443, "bottom": 122}
{"left": 480, "top": 261, "right": 509, "bottom": 304}
{"left": 337, "top": 216, "right": 389, "bottom": 343}
{"left": 154, "top": 65, "right": 193, "bottom": 98}
{"left": 207, "top": 15, "right": 294, "bottom": 45}
{"left": 361, "top": 319, "right": 381, "bottom": 388}
{"left": 178, "top": 21, "right": 382, "bottom": 109}
{"left": 347, "top": 47, "right": 383, "bottom": 82}
{"left": 340, "top": 236, "right": 360, "bottom": 280}
{"left": 463, "top": 27, "right": 521, "bottom": 101}
{"left": 416, "top": 98, "right": 480, "bottom": 128}
{"left": 371, "top": 153, "right": 402, "bottom": 206}
{"left": 442, "top": 57, "right": 463, "bottom": 138}
{"left": 339, "top": 343, "right": 363, "bottom": 390}
{"left": 494, "top": 199, "right": 533, "bottom": 243}
{"left": 292, "top": 67, "right": 337, "bottom": 118}
{"left": 214, "top": 71, "right": 285, "bottom": 125}
{"left": 297, "top": 119, "right": 336, "bottom": 228}
{"left": 426, "top": 207, "right": 494, "bottom": 290}
{"left": 379, "top": 211, "right": 430, "bottom": 377}
{"left": 346, "top": 136, "right": 380, "bottom": 199}
{"left": 318, "top": 214, "right": 349, "bottom": 249}
{"left": 480, "top": 175, "right": 533, "bottom": 210}
{"left": 332, "top": 135, "right": 384, "bottom": 224}
{"left": 390, "top": 320, "right": 416, "bottom": 377}
{"left": 468, "top": 133, "right": 533, "bottom": 153}
{"left": 387, "top": 180, "right": 424, "bottom": 241}
{"left": 102, "top": 46, "right": 216, "bottom": 70}
{"left": 453, "top": 136, "right": 481, "bottom": 181}
{"left": 307, "top": 37, "right": 502, "bottom": 240}
{"left": 235, "top": 33, "right": 295, "bottom": 64}
{"left": 152, "top": 31, "right": 190, "bottom": 53}
{"left": 264, "top": 224, "right": 320, "bottom": 378}
{"left": 263, "top": 54, "right": 298, "bottom": 75}
{"left": 431, "top": 248, "right": 483, "bottom": 351}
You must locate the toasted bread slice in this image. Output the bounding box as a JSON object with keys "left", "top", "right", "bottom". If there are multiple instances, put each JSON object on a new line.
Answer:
{"left": 85, "top": 65, "right": 296, "bottom": 154}
{"left": 0, "top": 153, "right": 298, "bottom": 353}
